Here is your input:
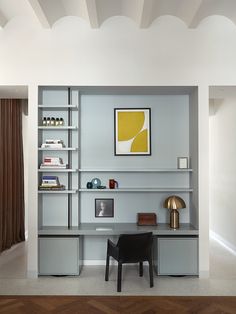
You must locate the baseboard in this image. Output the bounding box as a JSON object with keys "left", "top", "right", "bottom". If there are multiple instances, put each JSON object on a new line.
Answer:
{"left": 27, "top": 270, "right": 38, "bottom": 279}
{"left": 210, "top": 230, "right": 236, "bottom": 256}
{"left": 83, "top": 260, "right": 119, "bottom": 266}
{"left": 83, "top": 260, "right": 149, "bottom": 266}
{"left": 199, "top": 270, "right": 209, "bottom": 278}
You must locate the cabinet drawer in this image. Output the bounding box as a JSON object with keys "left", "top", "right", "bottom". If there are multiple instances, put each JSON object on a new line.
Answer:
{"left": 38, "top": 237, "right": 82, "bottom": 275}
{"left": 157, "top": 237, "right": 198, "bottom": 275}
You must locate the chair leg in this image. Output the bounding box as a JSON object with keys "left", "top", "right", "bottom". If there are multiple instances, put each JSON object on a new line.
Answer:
{"left": 105, "top": 254, "right": 110, "bottom": 281}
{"left": 139, "top": 262, "right": 143, "bottom": 277}
{"left": 117, "top": 262, "right": 122, "bottom": 292}
{"left": 149, "top": 259, "right": 154, "bottom": 288}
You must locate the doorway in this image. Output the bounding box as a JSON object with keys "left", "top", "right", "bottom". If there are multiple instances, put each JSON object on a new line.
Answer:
{"left": 0, "top": 86, "right": 28, "bottom": 278}
{"left": 209, "top": 86, "right": 236, "bottom": 279}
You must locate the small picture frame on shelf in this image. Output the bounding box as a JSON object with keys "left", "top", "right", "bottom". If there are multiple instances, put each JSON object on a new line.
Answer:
{"left": 95, "top": 199, "right": 114, "bottom": 218}
{"left": 177, "top": 157, "right": 188, "bottom": 169}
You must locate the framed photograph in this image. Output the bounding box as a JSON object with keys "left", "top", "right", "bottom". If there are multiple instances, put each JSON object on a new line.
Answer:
{"left": 95, "top": 199, "right": 114, "bottom": 218}
{"left": 177, "top": 157, "right": 188, "bottom": 169}
{"left": 114, "top": 108, "right": 151, "bottom": 156}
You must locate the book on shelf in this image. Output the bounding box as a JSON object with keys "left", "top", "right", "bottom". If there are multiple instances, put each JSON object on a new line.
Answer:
{"left": 41, "top": 139, "right": 65, "bottom": 149}
{"left": 45, "top": 139, "right": 64, "bottom": 144}
{"left": 41, "top": 143, "right": 64, "bottom": 149}
{"left": 41, "top": 175, "right": 60, "bottom": 186}
{"left": 43, "top": 157, "right": 64, "bottom": 165}
{"left": 40, "top": 164, "right": 68, "bottom": 169}
{"left": 39, "top": 184, "right": 66, "bottom": 191}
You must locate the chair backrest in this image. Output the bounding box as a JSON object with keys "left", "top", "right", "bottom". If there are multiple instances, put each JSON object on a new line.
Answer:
{"left": 117, "top": 232, "right": 153, "bottom": 263}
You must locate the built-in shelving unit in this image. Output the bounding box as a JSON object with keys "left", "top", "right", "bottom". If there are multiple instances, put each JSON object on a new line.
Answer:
{"left": 38, "top": 87, "right": 79, "bottom": 231}
{"left": 37, "top": 86, "right": 199, "bottom": 276}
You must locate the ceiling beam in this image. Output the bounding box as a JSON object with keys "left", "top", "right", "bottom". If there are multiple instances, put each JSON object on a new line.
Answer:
{"left": 28, "top": 0, "right": 51, "bottom": 28}
{"left": 187, "top": 0, "right": 204, "bottom": 28}
{"left": 85, "top": 0, "right": 99, "bottom": 28}
{"left": 0, "top": 9, "right": 7, "bottom": 28}
{"left": 138, "top": 0, "right": 154, "bottom": 28}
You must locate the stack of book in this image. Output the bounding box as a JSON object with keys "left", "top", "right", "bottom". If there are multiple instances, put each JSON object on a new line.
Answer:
{"left": 40, "top": 157, "right": 68, "bottom": 169}
{"left": 39, "top": 176, "right": 65, "bottom": 191}
{"left": 41, "top": 139, "right": 65, "bottom": 149}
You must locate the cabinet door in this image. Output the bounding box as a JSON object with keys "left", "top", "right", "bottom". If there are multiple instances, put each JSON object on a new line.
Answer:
{"left": 158, "top": 237, "right": 198, "bottom": 275}
{"left": 39, "top": 237, "right": 82, "bottom": 275}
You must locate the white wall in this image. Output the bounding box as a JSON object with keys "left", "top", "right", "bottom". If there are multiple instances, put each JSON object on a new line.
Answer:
{"left": 2, "top": 14, "right": 235, "bottom": 277}
{"left": 22, "top": 100, "right": 28, "bottom": 236}
{"left": 210, "top": 91, "right": 236, "bottom": 252}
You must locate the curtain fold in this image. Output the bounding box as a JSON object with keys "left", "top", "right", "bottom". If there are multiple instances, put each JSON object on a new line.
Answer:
{"left": 0, "top": 99, "right": 25, "bottom": 253}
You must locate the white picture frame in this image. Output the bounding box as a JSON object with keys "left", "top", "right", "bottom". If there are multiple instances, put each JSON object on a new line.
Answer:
{"left": 177, "top": 157, "right": 188, "bottom": 169}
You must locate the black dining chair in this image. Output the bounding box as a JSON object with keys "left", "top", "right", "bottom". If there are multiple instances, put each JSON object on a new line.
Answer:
{"left": 105, "top": 232, "right": 154, "bottom": 292}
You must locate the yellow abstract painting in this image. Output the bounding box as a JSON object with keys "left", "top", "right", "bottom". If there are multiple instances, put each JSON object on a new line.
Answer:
{"left": 114, "top": 108, "right": 151, "bottom": 155}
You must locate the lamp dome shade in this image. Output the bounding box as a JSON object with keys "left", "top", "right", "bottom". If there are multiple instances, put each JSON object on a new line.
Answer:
{"left": 163, "top": 195, "right": 186, "bottom": 210}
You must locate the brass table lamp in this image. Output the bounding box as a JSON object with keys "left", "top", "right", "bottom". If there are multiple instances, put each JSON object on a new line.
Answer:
{"left": 163, "top": 195, "right": 186, "bottom": 229}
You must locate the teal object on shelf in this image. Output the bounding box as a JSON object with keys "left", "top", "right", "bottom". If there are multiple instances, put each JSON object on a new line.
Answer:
{"left": 91, "top": 178, "right": 101, "bottom": 188}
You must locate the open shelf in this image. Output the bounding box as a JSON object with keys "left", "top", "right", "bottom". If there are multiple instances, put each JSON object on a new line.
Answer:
{"left": 38, "top": 147, "right": 78, "bottom": 151}
{"left": 38, "top": 105, "right": 78, "bottom": 110}
{"left": 38, "top": 126, "right": 77, "bottom": 130}
{"left": 79, "top": 168, "right": 193, "bottom": 173}
{"left": 79, "top": 188, "right": 193, "bottom": 192}
{"left": 38, "top": 189, "right": 78, "bottom": 194}
{"left": 38, "top": 169, "right": 78, "bottom": 173}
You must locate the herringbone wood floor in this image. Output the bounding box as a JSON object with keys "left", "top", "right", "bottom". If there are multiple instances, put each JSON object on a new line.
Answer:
{"left": 0, "top": 296, "right": 236, "bottom": 314}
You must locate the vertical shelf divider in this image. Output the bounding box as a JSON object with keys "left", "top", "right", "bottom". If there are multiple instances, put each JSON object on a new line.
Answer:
{"left": 68, "top": 87, "right": 72, "bottom": 228}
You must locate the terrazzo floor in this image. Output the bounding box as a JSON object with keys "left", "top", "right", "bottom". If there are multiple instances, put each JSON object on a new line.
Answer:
{"left": 0, "top": 238, "right": 236, "bottom": 295}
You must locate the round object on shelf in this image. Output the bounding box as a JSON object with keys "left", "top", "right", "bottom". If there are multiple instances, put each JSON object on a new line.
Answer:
{"left": 91, "top": 178, "right": 101, "bottom": 188}
{"left": 86, "top": 182, "right": 93, "bottom": 189}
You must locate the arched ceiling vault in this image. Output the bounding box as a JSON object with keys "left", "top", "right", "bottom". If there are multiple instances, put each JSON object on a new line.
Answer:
{"left": 0, "top": 0, "right": 236, "bottom": 29}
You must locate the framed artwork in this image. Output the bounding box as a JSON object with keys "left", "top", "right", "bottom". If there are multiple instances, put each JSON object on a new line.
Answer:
{"left": 177, "top": 157, "right": 188, "bottom": 169}
{"left": 95, "top": 199, "right": 114, "bottom": 218}
{"left": 114, "top": 108, "right": 151, "bottom": 156}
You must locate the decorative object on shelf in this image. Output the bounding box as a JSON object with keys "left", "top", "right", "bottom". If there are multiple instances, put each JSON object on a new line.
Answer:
{"left": 95, "top": 199, "right": 114, "bottom": 217}
{"left": 55, "top": 118, "right": 60, "bottom": 126}
{"left": 42, "top": 117, "right": 47, "bottom": 126}
{"left": 109, "top": 179, "right": 118, "bottom": 189}
{"left": 137, "top": 213, "right": 157, "bottom": 226}
{"left": 41, "top": 117, "right": 65, "bottom": 126}
{"left": 163, "top": 195, "right": 186, "bottom": 229}
{"left": 91, "top": 177, "right": 101, "bottom": 188}
{"left": 39, "top": 175, "right": 65, "bottom": 191}
{"left": 86, "top": 181, "right": 93, "bottom": 189}
{"left": 177, "top": 157, "right": 188, "bottom": 169}
{"left": 114, "top": 108, "right": 151, "bottom": 156}
{"left": 97, "top": 186, "right": 106, "bottom": 189}
{"left": 41, "top": 139, "right": 65, "bottom": 149}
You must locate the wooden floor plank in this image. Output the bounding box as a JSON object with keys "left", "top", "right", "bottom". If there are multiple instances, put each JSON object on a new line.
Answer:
{"left": 0, "top": 296, "right": 236, "bottom": 314}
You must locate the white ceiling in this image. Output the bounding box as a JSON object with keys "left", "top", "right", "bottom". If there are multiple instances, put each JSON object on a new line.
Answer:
{"left": 0, "top": 0, "right": 236, "bottom": 29}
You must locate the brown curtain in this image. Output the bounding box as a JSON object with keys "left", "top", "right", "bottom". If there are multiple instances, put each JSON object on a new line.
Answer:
{"left": 0, "top": 99, "right": 25, "bottom": 253}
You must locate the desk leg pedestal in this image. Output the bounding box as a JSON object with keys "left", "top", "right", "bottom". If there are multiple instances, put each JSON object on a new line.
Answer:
{"left": 155, "top": 236, "right": 199, "bottom": 276}
{"left": 38, "top": 236, "right": 83, "bottom": 276}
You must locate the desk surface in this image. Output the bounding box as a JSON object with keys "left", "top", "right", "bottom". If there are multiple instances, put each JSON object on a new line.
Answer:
{"left": 38, "top": 223, "right": 198, "bottom": 236}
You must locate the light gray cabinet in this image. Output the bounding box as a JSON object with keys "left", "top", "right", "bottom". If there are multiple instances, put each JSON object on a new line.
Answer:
{"left": 38, "top": 237, "right": 82, "bottom": 275}
{"left": 157, "top": 237, "right": 198, "bottom": 275}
